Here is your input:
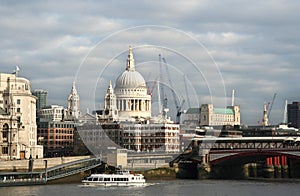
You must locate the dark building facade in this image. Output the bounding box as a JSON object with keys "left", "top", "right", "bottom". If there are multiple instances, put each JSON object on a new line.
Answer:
{"left": 287, "top": 102, "right": 300, "bottom": 128}
{"left": 32, "top": 89, "right": 48, "bottom": 111}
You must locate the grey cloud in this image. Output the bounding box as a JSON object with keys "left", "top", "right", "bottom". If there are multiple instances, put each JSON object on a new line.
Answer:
{"left": 1, "top": 0, "right": 300, "bottom": 125}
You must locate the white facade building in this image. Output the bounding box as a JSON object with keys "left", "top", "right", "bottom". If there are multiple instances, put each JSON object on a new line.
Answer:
{"left": 0, "top": 107, "right": 18, "bottom": 160}
{"left": 0, "top": 73, "right": 43, "bottom": 159}
{"left": 38, "top": 105, "right": 66, "bottom": 122}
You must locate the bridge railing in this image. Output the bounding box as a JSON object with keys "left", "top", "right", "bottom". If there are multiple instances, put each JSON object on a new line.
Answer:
{"left": 46, "top": 157, "right": 102, "bottom": 181}
{"left": 193, "top": 137, "right": 300, "bottom": 151}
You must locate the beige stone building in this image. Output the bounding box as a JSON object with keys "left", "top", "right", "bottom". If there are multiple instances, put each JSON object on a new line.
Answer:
{"left": 0, "top": 108, "right": 18, "bottom": 160}
{"left": 183, "top": 104, "right": 241, "bottom": 128}
{"left": 0, "top": 73, "right": 43, "bottom": 159}
{"left": 200, "top": 104, "right": 240, "bottom": 126}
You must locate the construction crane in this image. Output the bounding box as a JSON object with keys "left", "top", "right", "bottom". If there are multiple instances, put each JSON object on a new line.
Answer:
{"left": 161, "top": 56, "right": 185, "bottom": 123}
{"left": 183, "top": 75, "right": 191, "bottom": 108}
{"left": 176, "top": 100, "right": 185, "bottom": 124}
{"left": 159, "top": 54, "right": 167, "bottom": 112}
{"left": 267, "top": 93, "right": 277, "bottom": 121}
{"left": 147, "top": 76, "right": 159, "bottom": 96}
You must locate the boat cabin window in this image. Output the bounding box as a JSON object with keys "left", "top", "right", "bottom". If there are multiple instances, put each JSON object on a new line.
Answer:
{"left": 92, "top": 177, "right": 98, "bottom": 181}
{"left": 104, "top": 178, "right": 110, "bottom": 181}
{"left": 87, "top": 177, "right": 93, "bottom": 181}
{"left": 112, "top": 178, "right": 129, "bottom": 181}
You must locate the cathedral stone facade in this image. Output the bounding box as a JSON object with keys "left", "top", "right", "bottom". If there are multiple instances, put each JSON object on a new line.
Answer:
{"left": 101, "top": 47, "right": 151, "bottom": 122}
{"left": 97, "top": 47, "right": 180, "bottom": 153}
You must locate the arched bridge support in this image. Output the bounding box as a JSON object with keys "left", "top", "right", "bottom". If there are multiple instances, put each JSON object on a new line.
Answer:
{"left": 208, "top": 150, "right": 300, "bottom": 179}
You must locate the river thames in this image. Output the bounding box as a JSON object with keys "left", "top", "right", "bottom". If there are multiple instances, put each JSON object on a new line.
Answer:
{"left": 1, "top": 179, "right": 300, "bottom": 196}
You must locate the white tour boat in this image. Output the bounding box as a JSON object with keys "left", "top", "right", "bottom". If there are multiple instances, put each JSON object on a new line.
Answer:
{"left": 82, "top": 171, "right": 146, "bottom": 187}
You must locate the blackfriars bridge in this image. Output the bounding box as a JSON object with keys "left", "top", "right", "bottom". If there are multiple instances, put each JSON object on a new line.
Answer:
{"left": 173, "top": 136, "right": 300, "bottom": 179}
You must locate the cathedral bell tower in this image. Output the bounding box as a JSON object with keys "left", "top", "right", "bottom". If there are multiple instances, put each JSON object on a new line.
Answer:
{"left": 103, "top": 81, "right": 118, "bottom": 121}
{"left": 67, "top": 82, "right": 80, "bottom": 120}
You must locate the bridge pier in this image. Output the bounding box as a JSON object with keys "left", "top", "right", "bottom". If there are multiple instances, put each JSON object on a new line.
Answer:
{"left": 262, "top": 165, "right": 274, "bottom": 178}
{"left": 210, "top": 161, "right": 292, "bottom": 179}
{"left": 243, "top": 163, "right": 258, "bottom": 178}
{"left": 210, "top": 163, "right": 245, "bottom": 179}
{"left": 174, "top": 157, "right": 300, "bottom": 180}
{"left": 274, "top": 165, "right": 282, "bottom": 178}
{"left": 281, "top": 165, "right": 289, "bottom": 178}
{"left": 176, "top": 161, "right": 199, "bottom": 179}
{"left": 287, "top": 160, "right": 300, "bottom": 178}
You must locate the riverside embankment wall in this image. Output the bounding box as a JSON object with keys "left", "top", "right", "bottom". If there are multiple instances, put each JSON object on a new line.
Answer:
{"left": 0, "top": 156, "right": 91, "bottom": 172}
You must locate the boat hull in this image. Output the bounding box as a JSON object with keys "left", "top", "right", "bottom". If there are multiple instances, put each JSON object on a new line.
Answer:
{"left": 81, "top": 171, "right": 146, "bottom": 187}
{"left": 82, "top": 181, "right": 145, "bottom": 187}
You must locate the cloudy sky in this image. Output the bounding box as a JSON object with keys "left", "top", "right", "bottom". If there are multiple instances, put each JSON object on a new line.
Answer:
{"left": 1, "top": 0, "right": 300, "bottom": 125}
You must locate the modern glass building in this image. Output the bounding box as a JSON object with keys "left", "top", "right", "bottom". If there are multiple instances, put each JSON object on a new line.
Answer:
{"left": 287, "top": 102, "right": 300, "bottom": 128}
{"left": 32, "top": 89, "right": 48, "bottom": 111}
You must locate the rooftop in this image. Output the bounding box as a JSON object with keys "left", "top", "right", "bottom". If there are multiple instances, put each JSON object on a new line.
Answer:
{"left": 213, "top": 108, "right": 234, "bottom": 115}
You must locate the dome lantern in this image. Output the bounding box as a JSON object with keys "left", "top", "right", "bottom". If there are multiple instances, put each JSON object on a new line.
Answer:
{"left": 126, "top": 46, "right": 135, "bottom": 71}
{"left": 115, "top": 47, "right": 146, "bottom": 89}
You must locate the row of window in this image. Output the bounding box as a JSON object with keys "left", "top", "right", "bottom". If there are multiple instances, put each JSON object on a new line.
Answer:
{"left": 124, "top": 145, "right": 180, "bottom": 151}
{"left": 38, "top": 129, "right": 73, "bottom": 134}
{"left": 47, "top": 135, "right": 73, "bottom": 140}
{"left": 123, "top": 138, "right": 179, "bottom": 143}
{"left": 123, "top": 133, "right": 178, "bottom": 137}
{"left": 45, "top": 141, "right": 73, "bottom": 146}
{"left": 48, "top": 123, "right": 74, "bottom": 128}
{"left": 87, "top": 177, "right": 130, "bottom": 182}
{"left": 123, "top": 126, "right": 179, "bottom": 130}
{"left": 117, "top": 88, "right": 146, "bottom": 94}
{"left": 10, "top": 83, "right": 29, "bottom": 91}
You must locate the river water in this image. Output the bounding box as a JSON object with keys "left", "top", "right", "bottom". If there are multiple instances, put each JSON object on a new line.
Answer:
{"left": 1, "top": 179, "right": 300, "bottom": 196}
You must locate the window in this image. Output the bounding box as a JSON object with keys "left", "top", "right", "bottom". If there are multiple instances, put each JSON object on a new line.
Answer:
{"left": 17, "top": 108, "right": 21, "bottom": 113}
{"left": 17, "top": 99, "right": 21, "bottom": 104}
{"left": 2, "top": 124, "right": 9, "bottom": 141}
{"left": 2, "top": 131, "right": 8, "bottom": 140}
{"left": 2, "top": 147, "right": 8, "bottom": 154}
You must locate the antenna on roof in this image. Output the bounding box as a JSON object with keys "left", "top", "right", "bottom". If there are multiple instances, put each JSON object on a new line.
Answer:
{"left": 13, "top": 66, "right": 20, "bottom": 76}
{"left": 231, "top": 89, "right": 235, "bottom": 106}
{"left": 283, "top": 99, "right": 288, "bottom": 124}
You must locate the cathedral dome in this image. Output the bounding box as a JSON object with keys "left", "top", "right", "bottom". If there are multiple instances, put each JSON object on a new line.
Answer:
{"left": 107, "top": 46, "right": 152, "bottom": 121}
{"left": 114, "top": 47, "right": 146, "bottom": 89}
{"left": 115, "top": 70, "right": 146, "bottom": 89}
